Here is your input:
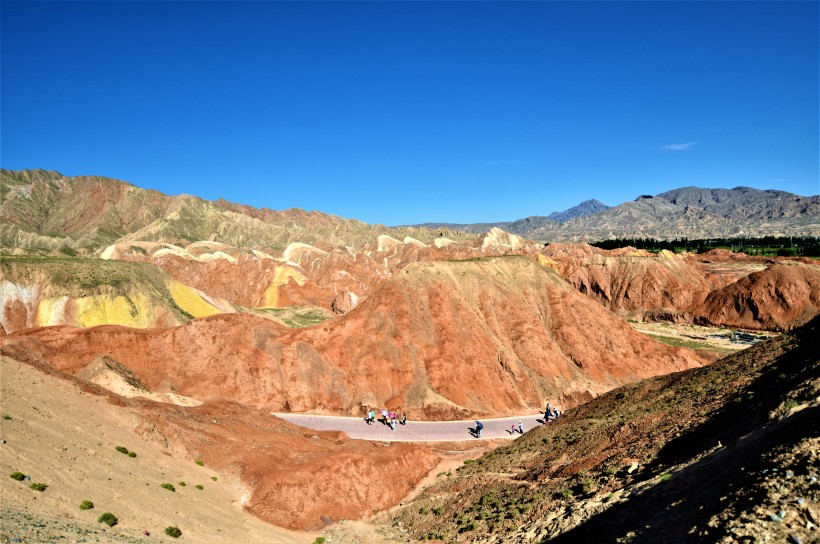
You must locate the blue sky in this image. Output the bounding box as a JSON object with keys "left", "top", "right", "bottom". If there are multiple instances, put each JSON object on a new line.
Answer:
{"left": 2, "top": 1, "right": 818, "bottom": 225}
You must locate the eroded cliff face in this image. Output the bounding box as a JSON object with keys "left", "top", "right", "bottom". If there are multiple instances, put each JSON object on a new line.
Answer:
{"left": 1, "top": 257, "right": 703, "bottom": 419}
{"left": 543, "top": 244, "right": 716, "bottom": 321}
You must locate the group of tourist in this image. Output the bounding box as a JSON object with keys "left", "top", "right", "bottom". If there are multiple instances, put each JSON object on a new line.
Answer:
{"left": 362, "top": 400, "right": 561, "bottom": 438}
{"left": 545, "top": 402, "right": 561, "bottom": 422}
{"left": 365, "top": 408, "right": 406, "bottom": 430}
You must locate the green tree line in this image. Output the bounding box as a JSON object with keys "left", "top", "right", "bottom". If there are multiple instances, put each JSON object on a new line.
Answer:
{"left": 589, "top": 236, "right": 820, "bottom": 257}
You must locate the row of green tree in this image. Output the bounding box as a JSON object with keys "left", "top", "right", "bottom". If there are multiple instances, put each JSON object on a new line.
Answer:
{"left": 589, "top": 236, "right": 820, "bottom": 257}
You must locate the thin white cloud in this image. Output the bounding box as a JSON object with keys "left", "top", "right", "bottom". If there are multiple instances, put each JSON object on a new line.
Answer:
{"left": 663, "top": 142, "right": 698, "bottom": 151}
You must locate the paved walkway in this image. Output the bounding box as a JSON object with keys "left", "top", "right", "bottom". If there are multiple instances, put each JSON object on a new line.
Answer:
{"left": 272, "top": 412, "right": 550, "bottom": 442}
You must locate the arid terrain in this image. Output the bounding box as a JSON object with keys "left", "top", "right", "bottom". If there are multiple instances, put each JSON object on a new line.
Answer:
{"left": 1, "top": 169, "right": 818, "bottom": 542}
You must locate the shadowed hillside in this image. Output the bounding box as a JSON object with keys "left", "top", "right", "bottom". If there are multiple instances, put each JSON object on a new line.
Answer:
{"left": 386, "top": 316, "right": 819, "bottom": 543}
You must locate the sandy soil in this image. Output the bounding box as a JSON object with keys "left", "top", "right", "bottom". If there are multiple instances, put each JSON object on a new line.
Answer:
{"left": 0, "top": 355, "right": 312, "bottom": 544}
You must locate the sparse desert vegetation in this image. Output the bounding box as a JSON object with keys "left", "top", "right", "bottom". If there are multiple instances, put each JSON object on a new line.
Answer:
{"left": 97, "top": 512, "right": 118, "bottom": 527}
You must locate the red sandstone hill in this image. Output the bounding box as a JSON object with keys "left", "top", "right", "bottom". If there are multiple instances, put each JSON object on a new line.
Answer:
{"left": 695, "top": 262, "right": 820, "bottom": 331}
{"left": 0, "top": 257, "right": 703, "bottom": 419}
{"left": 540, "top": 243, "right": 820, "bottom": 331}
{"left": 542, "top": 243, "right": 716, "bottom": 322}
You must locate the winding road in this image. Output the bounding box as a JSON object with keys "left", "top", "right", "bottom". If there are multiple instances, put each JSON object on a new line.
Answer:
{"left": 272, "top": 412, "right": 551, "bottom": 442}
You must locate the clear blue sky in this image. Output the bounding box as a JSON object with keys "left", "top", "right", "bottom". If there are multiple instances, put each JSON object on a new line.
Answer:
{"left": 2, "top": 1, "right": 818, "bottom": 225}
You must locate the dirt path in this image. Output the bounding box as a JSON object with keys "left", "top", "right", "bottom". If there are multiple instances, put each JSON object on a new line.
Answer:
{"left": 273, "top": 412, "right": 552, "bottom": 442}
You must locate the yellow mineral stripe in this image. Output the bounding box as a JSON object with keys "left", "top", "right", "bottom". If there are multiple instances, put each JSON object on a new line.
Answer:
{"left": 37, "top": 296, "right": 69, "bottom": 327}
{"left": 75, "top": 293, "right": 153, "bottom": 328}
{"left": 262, "top": 266, "right": 307, "bottom": 308}
{"left": 168, "top": 280, "right": 222, "bottom": 318}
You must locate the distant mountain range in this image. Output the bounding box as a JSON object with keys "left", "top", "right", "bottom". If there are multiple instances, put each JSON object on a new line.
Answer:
{"left": 0, "top": 169, "right": 475, "bottom": 256}
{"left": 1, "top": 169, "right": 818, "bottom": 256}
{"left": 412, "top": 187, "right": 819, "bottom": 241}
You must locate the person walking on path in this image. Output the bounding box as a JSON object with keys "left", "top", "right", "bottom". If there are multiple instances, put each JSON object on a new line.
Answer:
{"left": 518, "top": 420, "right": 524, "bottom": 434}
{"left": 381, "top": 408, "right": 389, "bottom": 425}
{"left": 475, "top": 420, "right": 484, "bottom": 438}
{"left": 400, "top": 412, "right": 407, "bottom": 426}
{"left": 365, "top": 409, "right": 375, "bottom": 425}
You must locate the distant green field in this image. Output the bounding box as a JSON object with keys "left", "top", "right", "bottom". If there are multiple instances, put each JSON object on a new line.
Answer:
{"left": 254, "top": 306, "right": 331, "bottom": 328}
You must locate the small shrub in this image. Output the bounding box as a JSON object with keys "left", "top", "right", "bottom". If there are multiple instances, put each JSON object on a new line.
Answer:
{"left": 115, "top": 446, "right": 129, "bottom": 455}
{"left": 560, "top": 488, "right": 574, "bottom": 499}
{"left": 161, "top": 482, "right": 176, "bottom": 492}
{"left": 211, "top": 476, "right": 218, "bottom": 481}
{"left": 165, "top": 526, "right": 182, "bottom": 538}
{"left": 463, "top": 459, "right": 475, "bottom": 465}
{"left": 9, "top": 472, "right": 25, "bottom": 481}
{"left": 2, "top": 414, "right": 11, "bottom": 420}
{"left": 605, "top": 465, "right": 618, "bottom": 475}
{"left": 30, "top": 482, "right": 48, "bottom": 492}
{"left": 432, "top": 507, "right": 443, "bottom": 516}
{"left": 127, "top": 451, "right": 137, "bottom": 458}
{"left": 178, "top": 481, "right": 186, "bottom": 486}
{"left": 312, "top": 538, "right": 326, "bottom": 544}
{"left": 79, "top": 500, "right": 94, "bottom": 510}
{"left": 195, "top": 484, "right": 203, "bottom": 490}
{"left": 195, "top": 459, "right": 205, "bottom": 466}
{"left": 660, "top": 473, "right": 672, "bottom": 482}
{"left": 580, "top": 478, "right": 596, "bottom": 494}
{"left": 98, "top": 512, "right": 118, "bottom": 527}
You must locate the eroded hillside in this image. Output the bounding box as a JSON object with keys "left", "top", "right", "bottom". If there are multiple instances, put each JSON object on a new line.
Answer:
{"left": 0, "top": 257, "right": 703, "bottom": 419}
